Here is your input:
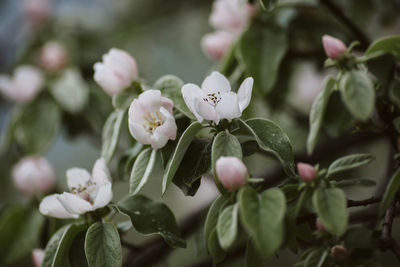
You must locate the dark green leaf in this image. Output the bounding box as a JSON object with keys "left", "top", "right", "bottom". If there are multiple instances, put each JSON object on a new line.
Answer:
{"left": 389, "top": 79, "right": 400, "bottom": 110}
{"left": 343, "top": 226, "right": 374, "bottom": 249}
{"left": 84, "top": 222, "right": 122, "bottom": 267}
{"left": 327, "top": 153, "right": 375, "bottom": 177}
{"left": 246, "top": 238, "right": 265, "bottom": 267}
{"left": 366, "top": 35, "right": 400, "bottom": 59}
{"left": 117, "top": 143, "right": 143, "bottom": 181}
{"left": 69, "top": 232, "right": 89, "bottom": 267}
{"left": 312, "top": 187, "right": 348, "bottom": 236}
{"left": 129, "top": 148, "right": 160, "bottom": 195}
{"left": 118, "top": 195, "right": 186, "bottom": 248}
{"left": 208, "top": 229, "right": 226, "bottom": 264}
{"left": 379, "top": 168, "right": 400, "bottom": 216}
{"left": 101, "top": 109, "right": 125, "bottom": 163}
{"left": 216, "top": 204, "right": 238, "bottom": 250}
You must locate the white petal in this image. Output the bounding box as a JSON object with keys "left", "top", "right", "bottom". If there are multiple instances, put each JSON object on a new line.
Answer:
{"left": 39, "top": 194, "right": 76, "bottom": 219}
{"left": 215, "top": 92, "right": 241, "bottom": 120}
{"left": 93, "top": 63, "right": 125, "bottom": 96}
{"left": 66, "top": 168, "right": 91, "bottom": 191}
{"left": 237, "top": 77, "right": 253, "bottom": 112}
{"left": 128, "top": 99, "right": 148, "bottom": 124}
{"left": 201, "top": 71, "right": 231, "bottom": 94}
{"left": 57, "top": 192, "right": 93, "bottom": 215}
{"left": 181, "top": 83, "right": 205, "bottom": 122}
{"left": 91, "top": 158, "right": 111, "bottom": 187}
{"left": 129, "top": 123, "right": 152, "bottom": 145}
{"left": 194, "top": 98, "right": 220, "bottom": 124}
{"left": 158, "top": 107, "right": 177, "bottom": 140}
{"left": 93, "top": 183, "right": 113, "bottom": 209}
{"left": 137, "top": 89, "right": 163, "bottom": 112}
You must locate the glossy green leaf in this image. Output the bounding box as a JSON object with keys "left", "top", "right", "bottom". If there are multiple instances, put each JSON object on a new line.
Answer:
{"left": 217, "top": 204, "right": 238, "bottom": 250}
{"left": 101, "top": 109, "right": 125, "bottom": 163}
{"left": 312, "top": 188, "right": 347, "bottom": 236}
{"left": 84, "top": 222, "right": 122, "bottom": 267}
{"left": 112, "top": 82, "right": 141, "bottom": 110}
{"left": 118, "top": 195, "right": 186, "bottom": 248}
{"left": 162, "top": 122, "right": 204, "bottom": 194}
{"left": 238, "top": 119, "right": 295, "bottom": 176}
{"left": 307, "top": 77, "right": 335, "bottom": 154}
{"left": 239, "top": 22, "right": 287, "bottom": 94}
{"left": 379, "top": 168, "right": 400, "bottom": 216}
{"left": 366, "top": 35, "right": 400, "bottom": 59}
{"left": 327, "top": 153, "right": 375, "bottom": 177}
{"left": 339, "top": 70, "right": 375, "bottom": 121}
{"left": 238, "top": 186, "right": 286, "bottom": 257}
{"left": 129, "top": 148, "right": 160, "bottom": 195}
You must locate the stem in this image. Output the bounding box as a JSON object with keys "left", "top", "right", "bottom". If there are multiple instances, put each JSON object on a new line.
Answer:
{"left": 380, "top": 196, "right": 400, "bottom": 262}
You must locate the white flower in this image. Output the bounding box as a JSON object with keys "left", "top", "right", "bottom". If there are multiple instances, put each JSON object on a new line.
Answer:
{"left": 93, "top": 48, "right": 138, "bottom": 96}
{"left": 12, "top": 156, "right": 55, "bottom": 196}
{"left": 181, "top": 71, "right": 253, "bottom": 124}
{"left": 201, "top": 31, "right": 236, "bottom": 61}
{"left": 128, "top": 90, "right": 177, "bottom": 149}
{"left": 0, "top": 65, "right": 43, "bottom": 104}
{"left": 39, "top": 158, "right": 113, "bottom": 219}
{"left": 38, "top": 41, "right": 68, "bottom": 72}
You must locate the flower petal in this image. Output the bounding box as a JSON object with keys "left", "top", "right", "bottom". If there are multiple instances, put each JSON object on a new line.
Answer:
{"left": 129, "top": 122, "right": 152, "bottom": 145}
{"left": 56, "top": 192, "right": 93, "bottom": 215}
{"left": 157, "top": 107, "right": 177, "bottom": 140}
{"left": 181, "top": 83, "right": 205, "bottom": 122}
{"left": 91, "top": 158, "right": 111, "bottom": 187}
{"left": 194, "top": 97, "right": 220, "bottom": 124}
{"left": 93, "top": 183, "right": 113, "bottom": 209}
{"left": 66, "top": 168, "right": 91, "bottom": 191}
{"left": 237, "top": 77, "right": 253, "bottom": 112}
{"left": 39, "top": 194, "right": 76, "bottom": 219}
{"left": 215, "top": 92, "right": 241, "bottom": 120}
{"left": 201, "top": 71, "right": 231, "bottom": 94}
{"left": 94, "top": 62, "right": 125, "bottom": 96}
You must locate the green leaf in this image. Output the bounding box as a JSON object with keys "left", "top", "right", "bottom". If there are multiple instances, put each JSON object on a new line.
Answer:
{"left": 339, "top": 70, "right": 375, "bottom": 121}
{"left": 389, "top": 79, "right": 400, "bottom": 110}
{"left": 366, "top": 35, "right": 400, "bottom": 59}
{"left": 43, "top": 223, "right": 89, "bottom": 267}
{"left": 238, "top": 119, "right": 295, "bottom": 176}
{"left": 162, "top": 122, "right": 205, "bottom": 194}
{"left": 69, "top": 232, "right": 89, "bottom": 267}
{"left": 154, "top": 75, "right": 195, "bottom": 119}
{"left": 307, "top": 77, "right": 335, "bottom": 154}
{"left": 379, "top": 168, "right": 400, "bottom": 216}
{"left": 84, "top": 222, "right": 122, "bottom": 267}
{"left": 117, "top": 143, "right": 143, "bottom": 181}
{"left": 101, "top": 109, "right": 125, "bottom": 163}
{"left": 212, "top": 131, "right": 242, "bottom": 190}
{"left": 118, "top": 195, "right": 186, "bottom": 248}
{"left": 14, "top": 97, "right": 60, "bottom": 154}
{"left": 217, "top": 204, "right": 238, "bottom": 250}
{"left": 259, "top": 0, "right": 279, "bottom": 11}
{"left": 112, "top": 82, "right": 141, "bottom": 110}
{"left": 129, "top": 148, "right": 160, "bottom": 195}
{"left": 205, "top": 195, "right": 230, "bottom": 249}
{"left": 343, "top": 226, "right": 374, "bottom": 250}
{"left": 312, "top": 187, "right": 348, "bottom": 236}
{"left": 246, "top": 238, "right": 265, "bottom": 267}
{"left": 238, "top": 186, "right": 286, "bottom": 257}
{"left": 304, "top": 248, "right": 328, "bottom": 267}
{"left": 332, "top": 178, "right": 376, "bottom": 188}
{"left": 208, "top": 229, "right": 226, "bottom": 264}
{"left": 50, "top": 68, "right": 89, "bottom": 113}
{"left": 238, "top": 22, "right": 287, "bottom": 94}
{"left": 327, "top": 153, "right": 375, "bottom": 177}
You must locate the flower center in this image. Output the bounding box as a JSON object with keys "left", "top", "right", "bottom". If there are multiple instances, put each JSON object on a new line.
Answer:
{"left": 143, "top": 111, "right": 164, "bottom": 133}
{"left": 203, "top": 91, "right": 221, "bottom": 107}
{"left": 70, "top": 181, "right": 97, "bottom": 204}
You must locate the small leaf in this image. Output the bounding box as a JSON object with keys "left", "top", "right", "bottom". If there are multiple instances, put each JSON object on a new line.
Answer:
{"left": 379, "top": 168, "right": 400, "bottom": 216}
{"left": 162, "top": 122, "right": 205, "bottom": 194}
{"left": 339, "top": 70, "right": 375, "bottom": 121}
{"left": 217, "top": 204, "right": 238, "bottom": 250}
{"left": 259, "top": 0, "right": 279, "bottom": 11}
{"left": 238, "top": 119, "right": 295, "bottom": 176}
{"left": 154, "top": 75, "right": 195, "bottom": 119}
{"left": 238, "top": 186, "right": 286, "bottom": 257}
{"left": 118, "top": 194, "right": 186, "bottom": 248}
{"left": 84, "top": 222, "right": 122, "bottom": 267}
{"left": 312, "top": 187, "right": 348, "bottom": 236}
{"left": 307, "top": 77, "right": 335, "bottom": 154}
{"left": 129, "top": 148, "right": 160, "bottom": 195}
{"left": 101, "top": 109, "right": 125, "bottom": 163}
{"left": 327, "top": 153, "right": 375, "bottom": 177}
{"left": 112, "top": 82, "right": 141, "bottom": 110}
{"left": 366, "top": 35, "right": 400, "bottom": 59}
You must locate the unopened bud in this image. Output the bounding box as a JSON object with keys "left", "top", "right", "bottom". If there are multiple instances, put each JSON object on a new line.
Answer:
{"left": 216, "top": 156, "right": 248, "bottom": 192}
{"left": 322, "top": 35, "right": 347, "bottom": 60}
{"left": 201, "top": 31, "right": 235, "bottom": 61}
{"left": 330, "top": 245, "right": 348, "bottom": 262}
{"left": 32, "top": 249, "right": 44, "bottom": 267}
{"left": 39, "top": 41, "right": 68, "bottom": 72}
{"left": 297, "top": 162, "right": 317, "bottom": 183}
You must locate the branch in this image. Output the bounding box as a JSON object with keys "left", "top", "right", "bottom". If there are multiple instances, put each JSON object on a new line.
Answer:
{"left": 347, "top": 196, "right": 382, "bottom": 207}
{"left": 380, "top": 197, "right": 400, "bottom": 262}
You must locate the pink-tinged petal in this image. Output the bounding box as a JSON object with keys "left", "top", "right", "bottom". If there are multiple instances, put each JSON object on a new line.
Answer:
{"left": 181, "top": 83, "right": 205, "bottom": 122}
{"left": 322, "top": 35, "right": 347, "bottom": 60}
{"left": 158, "top": 107, "right": 177, "bottom": 140}
{"left": 209, "top": 0, "right": 253, "bottom": 33}
{"left": 237, "top": 77, "right": 253, "bottom": 112}
{"left": 56, "top": 192, "right": 93, "bottom": 215}
{"left": 128, "top": 99, "right": 148, "bottom": 124}
{"left": 93, "top": 62, "right": 125, "bottom": 96}
{"left": 91, "top": 158, "right": 111, "bottom": 187}
{"left": 136, "top": 89, "right": 164, "bottom": 112}
{"left": 93, "top": 183, "right": 113, "bottom": 209}
{"left": 215, "top": 92, "right": 241, "bottom": 120}
{"left": 12, "top": 65, "right": 43, "bottom": 103}
{"left": 160, "top": 96, "right": 174, "bottom": 114}
{"left": 66, "top": 168, "right": 91, "bottom": 191}
{"left": 32, "top": 249, "right": 45, "bottom": 267}
{"left": 129, "top": 123, "right": 152, "bottom": 145}
{"left": 104, "top": 48, "right": 138, "bottom": 84}
{"left": 297, "top": 162, "right": 317, "bottom": 183}
{"left": 194, "top": 98, "right": 220, "bottom": 124}
{"left": 201, "top": 71, "right": 231, "bottom": 94}
{"left": 201, "top": 31, "right": 235, "bottom": 61}
{"left": 39, "top": 194, "right": 76, "bottom": 219}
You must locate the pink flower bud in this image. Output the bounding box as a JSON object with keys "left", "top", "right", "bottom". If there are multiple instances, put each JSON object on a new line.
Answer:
{"left": 201, "top": 31, "right": 236, "bottom": 61}
{"left": 94, "top": 48, "right": 138, "bottom": 96}
{"left": 315, "top": 218, "right": 327, "bottom": 233}
{"left": 330, "top": 245, "right": 348, "bottom": 262}
{"left": 216, "top": 156, "right": 248, "bottom": 192}
{"left": 12, "top": 156, "right": 55, "bottom": 196}
{"left": 32, "top": 249, "right": 44, "bottom": 267}
{"left": 297, "top": 162, "right": 317, "bottom": 183}
{"left": 38, "top": 41, "right": 68, "bottom": 72}
{"left": 22, "top": 0, "right": 52, "bottom": 26}
{"left": 322, "top": 35, "right": 347, "bottom": 60}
